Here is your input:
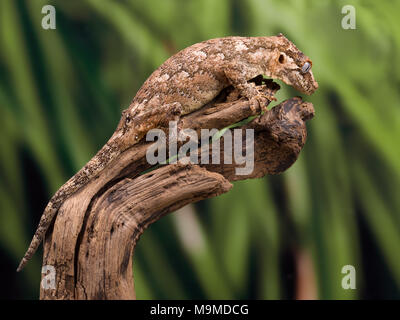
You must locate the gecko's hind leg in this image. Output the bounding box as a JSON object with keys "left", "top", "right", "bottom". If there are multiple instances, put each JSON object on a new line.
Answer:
{"left": 120, "top": 102, "right": 183, "bottom": 147}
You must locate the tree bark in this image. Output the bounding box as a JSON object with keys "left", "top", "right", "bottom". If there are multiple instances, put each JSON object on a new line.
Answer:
{"left": 39, "top": 79, "right": 314, "bottom": 299}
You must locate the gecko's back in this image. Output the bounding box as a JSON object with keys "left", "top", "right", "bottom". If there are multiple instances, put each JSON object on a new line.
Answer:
{"left": 129, "top": 36, "right": 270, "bottom": 115}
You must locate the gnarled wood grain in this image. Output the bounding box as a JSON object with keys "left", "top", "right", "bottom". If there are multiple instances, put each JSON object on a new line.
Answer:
{"left": 39, "top": 81, "right": 314, "bottom": 300}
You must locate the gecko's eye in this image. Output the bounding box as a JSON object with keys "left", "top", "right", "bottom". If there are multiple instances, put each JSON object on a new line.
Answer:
{"left": 301, "top": 61, "right": 311, "bottom": 74}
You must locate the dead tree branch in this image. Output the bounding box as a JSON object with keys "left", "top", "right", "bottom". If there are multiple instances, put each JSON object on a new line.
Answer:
{"left": 39, "top": 79, "right": 314, "bottom": 299}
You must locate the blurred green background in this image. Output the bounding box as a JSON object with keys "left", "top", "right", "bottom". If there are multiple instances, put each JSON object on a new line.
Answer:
{"left": 1, "top": 0, "right": 399, "bottom": 299}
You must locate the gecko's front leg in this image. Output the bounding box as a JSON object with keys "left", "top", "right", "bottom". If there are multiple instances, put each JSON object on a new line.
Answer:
{"left": 223, "top": 68, "right": 275, "bottom": 113}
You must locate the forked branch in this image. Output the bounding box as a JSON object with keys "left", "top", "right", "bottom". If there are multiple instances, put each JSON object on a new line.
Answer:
{"left": 39, "top": 80, "right": 314, "bottom": 299}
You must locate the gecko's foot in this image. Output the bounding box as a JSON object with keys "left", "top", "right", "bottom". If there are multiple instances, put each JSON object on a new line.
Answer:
{"left": 249, "top": 93, "right": 273, "bottom": 114}
{"left": 262, "top": 90, "right": 277, "bottom": 103}
{"left": 257, "top": 84, "right": 277, "bottom": 106}
{"left": 241, "top": 82, "right": 277, "bottom": 114}
{"left": 248, "top": 97, "right": 261, "bottom": 114}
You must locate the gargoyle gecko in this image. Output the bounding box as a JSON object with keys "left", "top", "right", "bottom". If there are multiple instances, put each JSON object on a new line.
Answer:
{"left": 17, "top": 34, "right": 318, "bottom": 271}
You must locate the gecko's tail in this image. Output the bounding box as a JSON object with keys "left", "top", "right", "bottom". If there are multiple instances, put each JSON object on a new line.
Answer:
{"left": 16, "top": 204, "right": 56, "bottom": 272}
{"left": 16, "top": 139, "right": 122, "bottom": 272}
{"left": 16, "top": 236, "right": 39, "bottom": 272}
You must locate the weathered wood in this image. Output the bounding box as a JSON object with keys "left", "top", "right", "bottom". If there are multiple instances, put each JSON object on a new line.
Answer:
{"left": 74, "top": 164, "right": 232, "bottom": 299}
{"left": 39, "top": 80, "right": 314, "bottom": 300}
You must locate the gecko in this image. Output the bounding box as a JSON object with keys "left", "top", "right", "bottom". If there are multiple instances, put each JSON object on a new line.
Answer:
{"left": 17, "top": 33, "right": 318, "bottom": 272}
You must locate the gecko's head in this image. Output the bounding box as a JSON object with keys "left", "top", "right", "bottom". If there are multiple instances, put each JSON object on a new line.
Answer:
{"left": 263, "top": 34, "right": 318, "bottom": 95}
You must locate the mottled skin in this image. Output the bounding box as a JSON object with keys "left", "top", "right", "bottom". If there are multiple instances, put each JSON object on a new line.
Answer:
{"left": 17, "top": 34, "right": 318, "bottom": 271}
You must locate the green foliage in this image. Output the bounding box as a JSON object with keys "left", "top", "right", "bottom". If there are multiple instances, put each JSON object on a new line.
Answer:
{"left": 0, "top": 0, "right": 399, "bottom": 299}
